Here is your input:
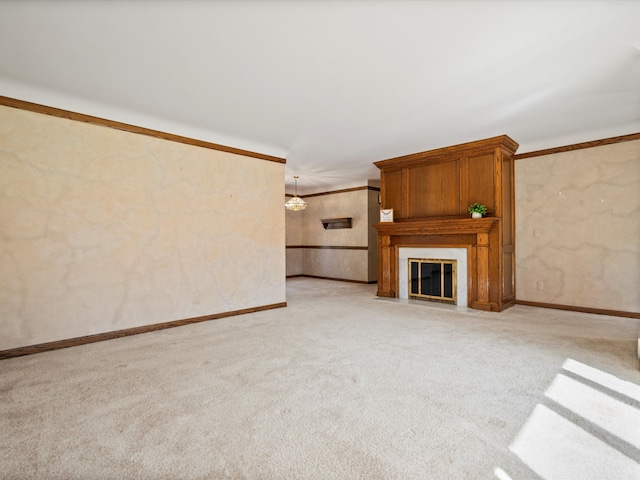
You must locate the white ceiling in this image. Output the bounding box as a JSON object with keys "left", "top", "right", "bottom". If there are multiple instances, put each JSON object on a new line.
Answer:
{"left": 1, "top": 1, "right": 639, "bottom": 194}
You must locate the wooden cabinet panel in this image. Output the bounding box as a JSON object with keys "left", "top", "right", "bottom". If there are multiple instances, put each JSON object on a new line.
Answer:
{"left": 502, "top": 157, "right": 513, "bottom": 245}
{"left": 503, "top": 251, "right": 514, "bottom": 299}
{"left": 467, "top": 153, "right": 495, "bottom": 213}
{"left": 407, "top": 160, "right": 460, "bottom": 217}
{"left": 381, "top": 170, "right": 403, "bottom": 217}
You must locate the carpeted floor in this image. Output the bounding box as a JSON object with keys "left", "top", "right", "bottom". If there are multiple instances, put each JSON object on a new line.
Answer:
{"left": 1, "top": 278, "right": 639, "bottom": 479}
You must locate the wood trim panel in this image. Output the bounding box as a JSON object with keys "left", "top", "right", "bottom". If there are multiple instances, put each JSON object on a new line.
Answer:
{"left": 286, "top": 245, "right": 368, "bottom": 250}
{"left": 459, "top": 155, "right": 470, "bottom": 213}
{"left": 301, "top": 186, "right": 380, "bottom": 198}
{"left": 377, "top": 235, "right": 393, "bottom": 296}
{"left": 374, "top": 217, "right": 498, "bottom": 236}
{"left": 401, "top": 168, "right": 410, "bottom": 218}
{"left": 515, "top": 300, "right": 640, "bottom": 319}
{"left": 0, "top": 302, "right": 287, "bottom": 360}
{"left": 0, "top": 96, "right": 286, "bottom": 164}
{"left": 289, "top": 274, "right": 376, "bottom": 284}
{"left": 514, "top": 132, "right": 640, "bottom": 160}
{"left": 375, "top": 135, "right": 519, "bottom": 170}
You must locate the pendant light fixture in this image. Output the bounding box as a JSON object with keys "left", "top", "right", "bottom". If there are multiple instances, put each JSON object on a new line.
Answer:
{"left": 284, "top": 176, "right": 307, "bottom": 211}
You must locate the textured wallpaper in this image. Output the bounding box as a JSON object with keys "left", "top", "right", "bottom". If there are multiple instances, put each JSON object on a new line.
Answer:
{"left": 285, "top": 189, "right": 377, "bottom": 282}
{"left": 515, "top": 139, "right": 640, "bottom": 313}
{"left": 0, "top": 106, "right": 285, "bottom": 350}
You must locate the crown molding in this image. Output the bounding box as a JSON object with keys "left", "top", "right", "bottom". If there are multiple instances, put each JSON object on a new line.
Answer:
{"left": 514, "top": 132, "right": 640, "bottom": 160}
{"left": 0, "top": 95, "right": 286, "bottom": 164}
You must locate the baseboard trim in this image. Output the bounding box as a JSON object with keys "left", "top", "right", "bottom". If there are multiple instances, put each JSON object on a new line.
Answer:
{"left": 300, "top": 185, "right": 380, "bottom": 198}
{"left": 287, "top": 274, "right": 376, "bottom": 284}
{"left": 0, "top": 302, "right": 287, "bottom": 360}
{"left": 286, "top": 245, "right": 368, "bottom": 250}
{"left": 515, "top": 300, "right": 640, "bottom": 319}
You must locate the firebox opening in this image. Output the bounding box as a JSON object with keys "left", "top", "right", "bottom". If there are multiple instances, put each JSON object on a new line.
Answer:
{"left": 408, "top": 258, "right": 457, "bottom": 304}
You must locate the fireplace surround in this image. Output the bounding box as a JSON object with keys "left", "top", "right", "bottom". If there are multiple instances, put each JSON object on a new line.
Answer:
{"left": 375, "top": 217, "right": 501, "bottom": 310}
{"left": 399, "top": 248, "right": 467, "bottom": 306}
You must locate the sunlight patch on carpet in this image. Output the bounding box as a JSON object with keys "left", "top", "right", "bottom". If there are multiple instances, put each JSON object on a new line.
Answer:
{"left": 499, "top": 359, "right": 640, "bottom": 480}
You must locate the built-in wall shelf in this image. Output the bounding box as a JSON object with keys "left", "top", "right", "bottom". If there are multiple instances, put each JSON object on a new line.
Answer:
{"left": 321, "top": 217, "right": 352, "bottom": 229}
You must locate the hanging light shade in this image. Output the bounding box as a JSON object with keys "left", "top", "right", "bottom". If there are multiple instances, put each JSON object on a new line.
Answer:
{"left": 285, "top": 176, "right": 307, "bottom": 211}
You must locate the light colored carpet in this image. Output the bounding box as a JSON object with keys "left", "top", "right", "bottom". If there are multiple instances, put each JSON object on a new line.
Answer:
{"left": 1, "top": 278, "right": 639, "bottom": 479}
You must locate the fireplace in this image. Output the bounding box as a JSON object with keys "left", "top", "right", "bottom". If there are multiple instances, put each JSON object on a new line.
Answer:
{"left": 398, "top": 247, "right": 468, "bottom": 306}
{"left": 409, "top": 258, "right": 457, "bottom": 304}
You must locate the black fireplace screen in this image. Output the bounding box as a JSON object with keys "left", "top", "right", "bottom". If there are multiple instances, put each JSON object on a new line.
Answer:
{"left": 409, "top": 258, "right": 457, "bottom": 304}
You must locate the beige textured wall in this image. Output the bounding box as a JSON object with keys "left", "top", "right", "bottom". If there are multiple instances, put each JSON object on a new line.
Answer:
{"left": 303, "top": 190, "right": 369, "bottom": 282}
{"left": 515, "top": 139, "right": 640, "bottom": 313}
{"left": 367, "top": 189, "right": 380, "bottom": 282}
{"left": 285, "top": 249, "right": 303, "bottom": 277}
{"left": 0, "top": 106, "right": 285, "bottom": 350}
{"left": 285, "top": 203, "right": 303, "bottom": 276}
{"left": 301, "top": 190, "right": 369, "bottom": 247}
{"left": 285, "top": 189, "right": 377, "bottom": 282}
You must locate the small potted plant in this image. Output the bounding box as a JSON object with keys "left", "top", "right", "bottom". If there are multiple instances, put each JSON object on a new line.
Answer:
{"left": 468, "top": 202, "right": 487, "bottom": 219}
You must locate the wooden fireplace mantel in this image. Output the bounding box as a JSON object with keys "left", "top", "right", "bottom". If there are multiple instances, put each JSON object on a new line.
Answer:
{"left": 373, "top": 135, "right": 519, "bottom": 312}
{"left": 374, "top": 217, "right": 501, "bottom": 311}
{"left": 375, "top": 217, "right": 497, "bottom": 236}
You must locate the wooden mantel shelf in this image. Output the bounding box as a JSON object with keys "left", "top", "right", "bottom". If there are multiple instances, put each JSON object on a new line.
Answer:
{"left": 374, "top": 217, "right": 497, "bottom": 236}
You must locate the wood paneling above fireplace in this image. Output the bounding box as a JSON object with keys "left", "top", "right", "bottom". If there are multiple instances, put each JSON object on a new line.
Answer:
{"left": 373, "top": 135, "right": 519, "bottom": 311}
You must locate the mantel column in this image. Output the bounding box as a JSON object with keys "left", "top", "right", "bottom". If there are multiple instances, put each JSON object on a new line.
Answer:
{"left": 377, "top": 235, "right": 394, "bottom": 297}
{"left": 473, "top": 232, "right": 491, "bottom": 310}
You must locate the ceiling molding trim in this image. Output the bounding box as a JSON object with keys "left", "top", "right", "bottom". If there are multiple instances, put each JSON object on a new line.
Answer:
{"left": 514, "top": 132, "right": 640, "bottom": 160}
{"left": 0, "top": 95, "right": 286, "bottom": 164}
{"left": 301, "top": 185, "right": 380, "bottom": 199}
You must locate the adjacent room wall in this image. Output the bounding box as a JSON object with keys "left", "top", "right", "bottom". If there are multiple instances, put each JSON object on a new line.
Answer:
{"left": 0, "top": 105, "right": 286, "bottom": 351}
{"left": 285, "top": 201, "right": 303, "bottom": 276}
{"left": 367, "top": 186, "right": 380, "bottom": 281}
{"left": 515, "top": 139, "right": 640, "bottom": 313}
{"left": 285, "top": 187, "right": 378, "bottom": 283}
